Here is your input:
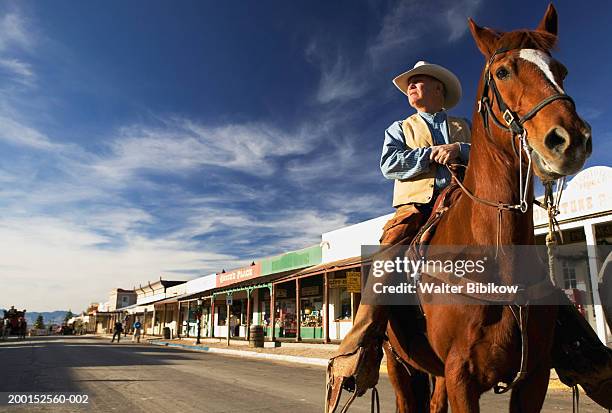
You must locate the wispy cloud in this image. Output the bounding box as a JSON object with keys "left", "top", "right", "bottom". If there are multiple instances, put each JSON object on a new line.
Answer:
{"left": 0, "top": 13, "right": 33, "bottom": 52}
{"left": 0, "top": 114, "right": 54, "bottom": 149}
{"left": 367, "top": 0, "right": 482, "bottom": 61}
{"left": 92, "top": 118, "right": 321, "bottom": 182}
{"left": 306, "top": 42, "right": 369, "bottom": 104}
{"left": 0, "top": 11, "right": 36, "bottom": 88}
{"left": 0, "top": 57, "right": 34, "bottom": 85}
{"left": 307, "top": 0, "right": 482, "bottom": 104}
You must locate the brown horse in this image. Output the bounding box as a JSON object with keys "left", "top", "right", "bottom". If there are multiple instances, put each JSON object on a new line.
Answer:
{"left": 385, "top": 5, "right": 591, "bottom": 412}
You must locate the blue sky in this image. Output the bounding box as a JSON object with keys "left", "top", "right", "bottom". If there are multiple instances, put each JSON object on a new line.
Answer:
{"left": 0, "top": 1, "right": 610, "bottom": 311}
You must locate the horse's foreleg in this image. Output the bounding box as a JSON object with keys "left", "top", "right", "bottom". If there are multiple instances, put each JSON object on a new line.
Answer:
{"left": 430, "top": 377, "right": 448, "bottom": 413}
{"left": 444, "top": 353, "right": 480, "bottom": 413}
{"left": 509, "top": 364, "right": 550, "bottom": 413}
{"left": 384, "top": 343, "right": 430, "bottom": 412}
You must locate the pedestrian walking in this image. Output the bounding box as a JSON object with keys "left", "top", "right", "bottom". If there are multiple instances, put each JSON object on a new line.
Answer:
{"left": 132, "top": 319, "right": 142, "bottom": 343}
{"left": 110, "top": 321, "right": 123, "bottom": 343}
{"left": 3, "top": 318, "right": 10, "bottom": 339}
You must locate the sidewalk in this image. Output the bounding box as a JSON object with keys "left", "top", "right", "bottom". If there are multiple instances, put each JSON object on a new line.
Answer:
{"left": 147, "top": 337, "right": 338, "bottom": 367}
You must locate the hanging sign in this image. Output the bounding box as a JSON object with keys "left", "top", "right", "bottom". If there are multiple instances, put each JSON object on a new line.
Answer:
{"left": 328, "top": 278, "right": 347, "bottom": 289}
{"left": 346, "top": 272, "right": 361, "bottom": 293}
{"left": 216, "top": 263, "right": 262, "bottom": 288}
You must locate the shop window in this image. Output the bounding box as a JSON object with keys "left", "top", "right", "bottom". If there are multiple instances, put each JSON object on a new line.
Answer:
{"left": 339, "top": 290, "right": 351, "bottom": 320}
{"left": 562, "top": 260, "right": 577, "bottom": 289}
{"left": 217, "top": 305, "right": 227, "bottom": 326}
{"left": 275, "top": 300, "right": 296, "bottom": 338}
{"left": 300, "top": 298, "right": 323, "bottom": 328}
{"left": 259, "top": 300, "right": 270, "bottom": 326}
{"left": 230, "top": 302, "right": 243, "bottom": 337}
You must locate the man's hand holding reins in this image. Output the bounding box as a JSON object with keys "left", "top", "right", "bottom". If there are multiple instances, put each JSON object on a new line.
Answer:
{"left": 430, "top": 142, "right": 461, "bottom": 165}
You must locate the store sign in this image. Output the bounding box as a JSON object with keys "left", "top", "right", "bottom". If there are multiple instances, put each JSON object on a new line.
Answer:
{"left": 346, "top": 272, "right": 361, "bottom": 293}
{"left": 226, "top": 296, "right": 233, "bottom": 305}
{"left": 276, "top": 289, "right": 288, "bottom": 298}
{"left": 261, "top": 245, "right": 322, "bottom": 276}
{"left": 328, "top": 278, "right": 347, "bottom": 288}
{"left": 534, "top": 166, "right": 612, "bottom": 226}
{"left": 216, "top": 263, "right": 262, "bottom": 288}
{"left": 301, "top": 286, "right": 320, "bottom": 297}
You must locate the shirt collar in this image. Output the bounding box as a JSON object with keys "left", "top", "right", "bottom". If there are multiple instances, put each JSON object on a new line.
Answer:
{"left": 418, "top": 110, "right": 447, "bottom": 124}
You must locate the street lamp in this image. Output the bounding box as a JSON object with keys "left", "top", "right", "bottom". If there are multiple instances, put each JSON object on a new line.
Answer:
{"left": 195, "top": 298, "right": 203, "bottom": 345}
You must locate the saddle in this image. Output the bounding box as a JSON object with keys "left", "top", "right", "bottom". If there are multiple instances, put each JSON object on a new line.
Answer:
{"left": 411, "top": 181, "right": 462, "bottom": 252}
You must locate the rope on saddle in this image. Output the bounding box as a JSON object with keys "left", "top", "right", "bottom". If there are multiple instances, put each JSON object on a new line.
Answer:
{"left": 542, "top": 179, "right": 565, "bottom": 287}
{"left": 371, "top": 387, "right": 380, "bottom": 413}
{"left": 493, "top": 304, "right": 530, "bottom": 394}
{"left": 572, "top": 385, "right": 580, "bottom": 413}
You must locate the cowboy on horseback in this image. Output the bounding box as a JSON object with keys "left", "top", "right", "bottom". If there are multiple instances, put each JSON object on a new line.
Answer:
{"left": 326, "top": 6, "right": 612, "bottom": 411}
{"left": 326, "top": 61, "right": 471, "bottom": 412}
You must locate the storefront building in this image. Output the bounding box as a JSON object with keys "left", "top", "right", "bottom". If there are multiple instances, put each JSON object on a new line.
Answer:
{"left": 533, "top": 166, "right": 612, "bottom": 345}
{"left": 128, "top": 279, "right": 186, "bottom": 336}
{"left": 202, "top": 245, "right": 323, "bottom": 341}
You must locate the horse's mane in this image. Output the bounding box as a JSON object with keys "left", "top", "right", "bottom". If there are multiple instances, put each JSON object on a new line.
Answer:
{"left": 496, "top": 30, "right": 558, "bottom": 52}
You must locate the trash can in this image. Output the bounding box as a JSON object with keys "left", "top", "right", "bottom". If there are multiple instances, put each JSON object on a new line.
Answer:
{"left": 163, "top": 327, "right": 171, "bottom": 339}
{"left": 249, "top": 325, "right": 264, "bottom": 348}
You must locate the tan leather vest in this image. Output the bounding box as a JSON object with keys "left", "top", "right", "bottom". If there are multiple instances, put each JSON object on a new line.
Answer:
{"left": 392, "top": 113, "right": 471, "bottom": 207}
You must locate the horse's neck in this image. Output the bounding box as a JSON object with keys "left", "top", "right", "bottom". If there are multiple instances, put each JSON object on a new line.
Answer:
{"left": 462, "top": 123, "right": 535, "bottom": 246}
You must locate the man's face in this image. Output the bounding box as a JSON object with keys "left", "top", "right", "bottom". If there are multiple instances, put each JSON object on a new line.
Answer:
{"left": 406, "top": 75, "right": 444, "bottom": 111}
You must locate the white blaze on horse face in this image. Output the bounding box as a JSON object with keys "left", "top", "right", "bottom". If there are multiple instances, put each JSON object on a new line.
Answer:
{"left": 518, "top": 49, "right": 565, "bottom": 93}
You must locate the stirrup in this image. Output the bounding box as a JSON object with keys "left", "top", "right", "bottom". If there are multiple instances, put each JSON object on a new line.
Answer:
{"left": 325, "top": 346, "right": 382, "bottom": 413}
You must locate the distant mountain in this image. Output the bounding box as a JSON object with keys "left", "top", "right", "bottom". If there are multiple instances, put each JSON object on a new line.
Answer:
{"left": 1, "top": 309, "right": 69, "bottom": 326}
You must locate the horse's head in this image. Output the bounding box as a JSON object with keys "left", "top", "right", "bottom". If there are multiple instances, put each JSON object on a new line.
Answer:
{"left": 469, "top": 4, "right": 591, "bottom": 181}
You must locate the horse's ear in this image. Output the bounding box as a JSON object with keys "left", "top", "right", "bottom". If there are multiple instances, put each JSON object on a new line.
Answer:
{"left": 536, "top": 4, "right": 558, "bottom": 36}
{"left": 468, "top": 18, "right": 499, "bottom": 57}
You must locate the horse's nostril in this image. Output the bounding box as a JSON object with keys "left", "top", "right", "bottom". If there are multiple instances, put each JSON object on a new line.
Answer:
{"left": 544, "top": 128, "right": 568, "bottom": 152}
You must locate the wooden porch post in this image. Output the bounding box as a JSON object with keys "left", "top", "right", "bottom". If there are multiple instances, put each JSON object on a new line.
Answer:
{"left": 143, "top": 309, "right": 147, "bottom": 337}
{"left": 246, "top": 289, "right": 252, "bottom": 341}
{"left": 324, "top": 271, "right": 330, "bottom": 343}
{"left": 269, "top": 285, "right": 276, "bottom": 341}
{"left": 162, "top": 304, "right": 167, "bottom": 336}
{"left": 186, "top": 301, "right": 191, "bottom": 338}
{"left": 177, "top": 302, "right": 183, "bottom": 339}
{"left": 210, "top": 296, "right": 215, "bottom": 338}
{"left": 226, "top": 294, "right": 231, "bottom": 346}
{"left": 295, "top": 278, "right": 301, "bottom": 342}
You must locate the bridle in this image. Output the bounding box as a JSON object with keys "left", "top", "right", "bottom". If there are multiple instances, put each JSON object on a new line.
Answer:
{"left": 450, "top": 46, "right": 575, "bottom": 224}
{"left": 473, "top": 47, "right": 575, "bottom": 213}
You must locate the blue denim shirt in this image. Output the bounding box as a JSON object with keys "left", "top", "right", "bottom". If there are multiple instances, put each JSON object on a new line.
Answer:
{"left": 380, "top": 111, "right": 470, "bottom": 193}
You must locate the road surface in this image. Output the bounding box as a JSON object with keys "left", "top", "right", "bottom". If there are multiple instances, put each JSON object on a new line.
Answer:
{"left": 0, "top": 336, "right": 605, "bottom": 412}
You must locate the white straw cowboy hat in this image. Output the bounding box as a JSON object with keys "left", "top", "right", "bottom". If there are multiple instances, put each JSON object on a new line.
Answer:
{"left": 393, "top": 61, "right": 462, "bottom": 109}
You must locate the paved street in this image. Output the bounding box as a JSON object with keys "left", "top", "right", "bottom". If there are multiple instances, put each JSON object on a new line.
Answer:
{"left": 0, "top": 336, "right": 606, "bottom": 412}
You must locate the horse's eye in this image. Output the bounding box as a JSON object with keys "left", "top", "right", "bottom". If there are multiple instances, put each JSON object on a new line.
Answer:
{"left": 496, "top": 67, "right": 510, "bottom": 80}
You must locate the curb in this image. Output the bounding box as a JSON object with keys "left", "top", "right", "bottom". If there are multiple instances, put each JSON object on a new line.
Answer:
{"left": 149, "top": 340, "right": 330, "bottom": 367}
